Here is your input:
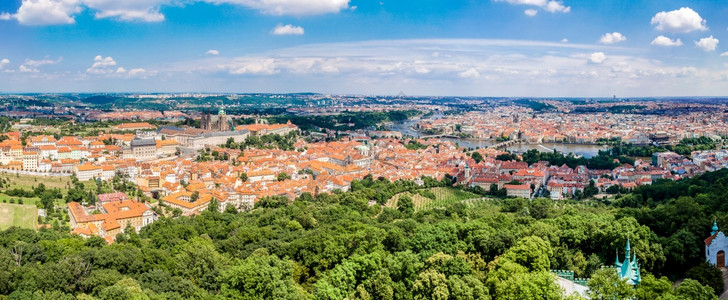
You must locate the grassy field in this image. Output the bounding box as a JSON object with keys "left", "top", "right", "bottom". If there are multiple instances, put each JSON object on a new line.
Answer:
{"left": 0, "top": 172, "right": 73, "bottom": 190}
{"left": 0, "top": 203, "right": 38, "bottom": 230}
{"left": 0, "top": 174, "right": 97, "bottom": 210}
{"left": 0, "top": 194, "right": 69, "bottom": 209}
{"left": 386, "top": 187, "right": 481, "bottom": 212}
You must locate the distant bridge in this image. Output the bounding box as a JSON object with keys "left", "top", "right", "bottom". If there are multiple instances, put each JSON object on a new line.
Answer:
{"left": 419, "top": 134, "right": 461, "bottom": 139}
{"left": 538, "top": 144, "right": 555, "bottom": 152}
{"left": 491, "top": 140, "right": 519, "bottom": 149}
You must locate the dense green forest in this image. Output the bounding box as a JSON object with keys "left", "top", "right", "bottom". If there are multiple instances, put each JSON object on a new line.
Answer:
{"left": 513, "top": 100, "right": 555, "bottom": 112}
{"left": 267, "top": 110, "right": 420, "bottom": 132}
{"left": 610, "top": 137, "right": 718, "bottom": 157}
{"left": 1, "top": 170, "right": 727, "bottom": 299}
{"left": 521, "top": 149, "right": 634, "bottom": 170}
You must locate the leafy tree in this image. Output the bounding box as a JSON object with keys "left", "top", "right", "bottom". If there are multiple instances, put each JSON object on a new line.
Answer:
{"left": 97, "top": 277, "right": 150, "bottom": 300}
{"left": 636, "top": 273, "right": 675, "bottom": 300}
{"left": 685, "top": 262, "right": 724, "bottom": 295}
{"left": 221, "top": 249, "right": 307, "bottom": 299}
{"left": 529, "top": 198, "right": 552, "bottom": 220}
{"left": 277, "top": 172, "right": 291, "bottom": 181}
{"left": 413, "top": 269, "right": 450, "bottom": 300}
{"left": 174, "top": 237, "right": 229, "bottom": 290}
{"left": 496, "top": 153, "right": 520, "bottom": 162}
{"left": 674, "top": 279, "right": 717, "bottom": 300}
{"left": 397, "top": 195, "right": 414, "bottom": 217}
{"left": 501, "top": 236, "right": 552, "bottom": 272}
{"left": 40, "top": 192, "right": 55, "bottom": 213}
{"left": 471, "top": 152, "right": 484, "bottom": 163}
{"left": 586, "top": 268, "right": 635, "bottom": 300}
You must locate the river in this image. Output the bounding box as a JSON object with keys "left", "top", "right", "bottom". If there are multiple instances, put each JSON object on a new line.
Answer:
{"left": 388, "top": 117, "right": 607, "bottom": 158}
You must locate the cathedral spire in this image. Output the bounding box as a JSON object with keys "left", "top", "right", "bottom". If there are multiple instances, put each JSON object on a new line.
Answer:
{"left": 625, "top": 236, "right": 631, "bottom": 258}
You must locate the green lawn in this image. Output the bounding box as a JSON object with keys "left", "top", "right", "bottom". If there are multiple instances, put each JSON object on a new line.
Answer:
{"left": 0, "top": 203, "right": 38, "bottom": 230}
{"left": 0, "top": 194, "right": 68, "bottom": 209}
{"left": 387, "top": 187, "right": 481, "bottom": 212}
{"left": 0, "top": 172, "right": 73, "bottom": 190}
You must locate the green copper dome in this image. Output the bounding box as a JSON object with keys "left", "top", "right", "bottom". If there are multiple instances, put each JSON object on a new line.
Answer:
{"left": 712, "top": 221, "right": 719, "bottom": 236}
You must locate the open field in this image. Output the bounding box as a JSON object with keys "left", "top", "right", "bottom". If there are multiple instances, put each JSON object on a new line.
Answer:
{"left": 0, "top": 194, "right": 68, "bottom": 209}
{"left": 386, "top": 187, "right": 481, "bottom": 211}
{"left": 0, "top": 203, "right": 38, "bottom": 230}
{"left": 0, "top": 172, "right": 73, "bottom": 190}
{"left": 0, "top": 174, "right": 99, "bottom": 210}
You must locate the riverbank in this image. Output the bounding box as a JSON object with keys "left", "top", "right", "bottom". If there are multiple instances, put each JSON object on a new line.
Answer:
{"left": 389, "top": 122, "right": 608, "bottom": 158}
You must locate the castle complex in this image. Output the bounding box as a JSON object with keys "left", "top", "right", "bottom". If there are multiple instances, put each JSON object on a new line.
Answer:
{"left": 201, "top": 107, "right": 232, "bottom": 132}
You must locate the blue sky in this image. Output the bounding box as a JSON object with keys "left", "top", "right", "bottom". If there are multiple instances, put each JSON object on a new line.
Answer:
{"left": 0, "top": 0, "right": 727, "bottom": 96}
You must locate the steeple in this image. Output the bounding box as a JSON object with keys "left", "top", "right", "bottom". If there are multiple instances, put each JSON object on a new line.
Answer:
{"left": 625, "top": 237, "right": 631, "bottom": 258}
{"left": 614, "top": 239, "right": 641, "bottom": 285}
{"left": 712, "top": 220, "right": 719, "bottom": 236}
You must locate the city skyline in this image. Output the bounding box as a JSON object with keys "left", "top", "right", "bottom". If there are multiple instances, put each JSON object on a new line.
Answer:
{"left": 1, "top": 0, "right": 727, "bottom": 96}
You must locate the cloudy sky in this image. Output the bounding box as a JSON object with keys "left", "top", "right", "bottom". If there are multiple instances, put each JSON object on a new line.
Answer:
{"left": 0, "top": 0, "right": 727, "bottom": 96}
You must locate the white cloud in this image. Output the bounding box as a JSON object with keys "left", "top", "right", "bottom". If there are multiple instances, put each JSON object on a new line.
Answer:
{"left": 18, "top": 57, "right": 62, "bottom": 72}
{"left": 1, "top": 0, "right": 168, "bottom": 25}
{"left": 18, "top": 65, "right": 36, "bottom": 73}
{"left": 589, "top": 52, "right": 606, "bottom": 64}
{"left": 1, "top": 0, "right": 348, "bottom": 25}
{"left": 458, "top": 68, "right": 480, "bottom": 79}
{"left": 543, "top": 0, "right": 569, "bottom": 13}
{"left": 206, "top": 49, "right": 220, "bottom": 56}
{"left": 2, "top": 38, "right": 727, "bottom": 96}
{"left": 87, "top": 55, "right": 119, "bottom": 74}
{"left": 694, "top": 36, "right": 719, "bottom": 52}
{"left": 651, "top": 7, "right": 708, "bottom": 33}
{"left": 561, "top": 38, "right": 568, "bottom": 43}
{"left": 128, "top": 68, "right": 147, "bottom": 77}
{"left": 496, "top": 0, "right": 569, "bottom": 13}
{"left": 599, "top": 32, "right": 626, "bottom": 44}
{"left": 205, "top": 0, "right": 350, "bottom": 16}
{"left": 524, "top": 9, "right": 537, "bottom": 16}
{"left": 3, "top": 0, "right": 81, "bottom": 25}
{"left": 271, "top": 24, "right": 304, "bottom": 35}
{"left": 154, "top": 39, "right": 728, "bottom": 97}
{"left": 651, "top": 35, "right": 683, "bottom": 47}
{"left": 721, "top": 52, "right": 728, "bottom": 57}
{"left": 414, "top": 67, "right": 430, "bottom": 74}
{"left": 83, "top": 55, "right": 154, "bottom": 78}
{"left": 83, "top": 0, "right": 168, "bottom": 22}
{"left": 0, "top": 59, "right": 9, "bottom": 70}
{"left": 224, "top": 58, "right": 278, "bottom": 75}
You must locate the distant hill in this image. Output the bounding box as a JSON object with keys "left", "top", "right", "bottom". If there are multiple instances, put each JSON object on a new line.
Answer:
{"left": 81, "top": 95, "right": 118, "bottom": 105}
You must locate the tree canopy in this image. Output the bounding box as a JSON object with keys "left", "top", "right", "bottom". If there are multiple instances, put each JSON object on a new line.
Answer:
{"left": 0, "top": 169, "right": 727, "bottom": 298}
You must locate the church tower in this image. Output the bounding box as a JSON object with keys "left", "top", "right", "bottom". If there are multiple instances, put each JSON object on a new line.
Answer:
{"left": 614, "top": 239, "right": 641, "bottom": 285}
{"left": 705, "top": 221, "right": 728, "bottom": 268}
{"left": 201, "top": 106, "right": 232, "bottom": 132}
